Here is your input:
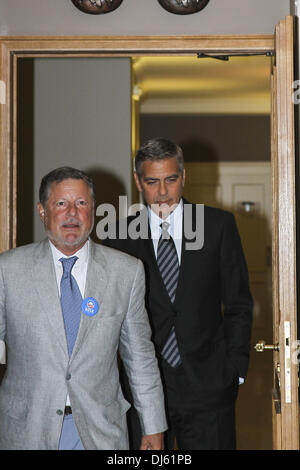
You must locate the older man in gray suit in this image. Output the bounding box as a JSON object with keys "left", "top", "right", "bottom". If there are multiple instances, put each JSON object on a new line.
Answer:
{"left": 0, "top": 167, "right": 167, "bottom": 450}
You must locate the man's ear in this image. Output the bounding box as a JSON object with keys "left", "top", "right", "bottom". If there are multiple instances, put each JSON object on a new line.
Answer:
{"left": 134, "top": 171, "right": 143, "bottom": 193}
{"left": 182, "top": 168, "right": 186, "bottom": 187}
{"left": 37, "top": 202, "right": 45, "bottom": 224}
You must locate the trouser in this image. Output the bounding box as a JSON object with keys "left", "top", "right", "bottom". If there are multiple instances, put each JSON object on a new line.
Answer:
{"left": 58, "top": 414, "right": 84, "bottom": 450}
{"left": 123, "top": 360, "right": 236, "bottom": 450}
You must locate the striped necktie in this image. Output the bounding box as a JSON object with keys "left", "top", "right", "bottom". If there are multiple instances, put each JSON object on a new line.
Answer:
{"left": 157, "top": 221, "right": 182, "bottom": 368}
{"left": 60, "top": 256, "right": 83, "bottom": 357}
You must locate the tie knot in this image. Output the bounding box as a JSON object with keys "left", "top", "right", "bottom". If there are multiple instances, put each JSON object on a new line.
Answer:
{"left": 60, "top": 256, "right": 78, "bottom": 275}
{"left": 160, "top": 221, "right": 170, "bottom": 240}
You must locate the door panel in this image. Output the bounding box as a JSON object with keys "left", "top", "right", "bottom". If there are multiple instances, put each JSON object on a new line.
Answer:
{"left": 183, "top": 161, "right": 273, "bottom": 449}
{"left": 271, "top": 16, "right": 299, "bottom": 450}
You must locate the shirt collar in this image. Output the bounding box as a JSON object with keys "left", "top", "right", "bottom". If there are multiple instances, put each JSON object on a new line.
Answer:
{"left": 49, "top": 239, "right": 89, "bottom": 267}
{"left": 148, "top": 199, "right": 183, "bottom": 240}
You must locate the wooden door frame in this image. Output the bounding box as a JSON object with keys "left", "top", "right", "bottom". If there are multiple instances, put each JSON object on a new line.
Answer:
{"left": 271, "top": 16, "right": 298, "bottom": 449}
{"left": 0, "top": 19, "right": 297, "bottom": 449}
{"left": 0, "top": 34, "right": 274, "bottom": 252}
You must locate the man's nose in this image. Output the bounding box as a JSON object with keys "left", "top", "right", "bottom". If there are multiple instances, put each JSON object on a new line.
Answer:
{"left": 67, "top": 202, "right": 78, "bottom": 216}
{"left": 159, "top": 181, "right": 167, "bottom": 196}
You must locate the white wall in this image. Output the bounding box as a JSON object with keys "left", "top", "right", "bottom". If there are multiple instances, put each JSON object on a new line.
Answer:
{"left": 32, "top": 58, "right": 131, "bottom": 242}
{"left": 0, "top": 0, "right": 291, "bottom": 36}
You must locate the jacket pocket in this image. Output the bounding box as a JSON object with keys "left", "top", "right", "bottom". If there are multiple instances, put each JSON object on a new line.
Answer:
{"left": 102, "top": 398, "right": 131, "bottom": 424}
{"left": 1, "top": 394, "right": 28, "bottom": 424}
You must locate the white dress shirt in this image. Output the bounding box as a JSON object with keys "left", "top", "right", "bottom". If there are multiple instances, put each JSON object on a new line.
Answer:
{"left": 148, "top": 199, "right": 183, "bottom": 264}
{"left": 49, "top": 239, "right": 89, "bottom": 406}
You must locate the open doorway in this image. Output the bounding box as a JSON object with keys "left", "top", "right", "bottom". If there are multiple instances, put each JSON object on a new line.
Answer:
{"left": 133, "top": 55, "right": 272, "bottom": 449}
{"left": 0, "top": 22, "right": 297, "bottom": 448}
{"left": 14, "top": 54, "right": 273, "bottom": 449}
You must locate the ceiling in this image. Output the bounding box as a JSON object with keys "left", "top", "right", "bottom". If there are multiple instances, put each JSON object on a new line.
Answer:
{"left": 132, "top": 55, "right": 271, "bottom": 115}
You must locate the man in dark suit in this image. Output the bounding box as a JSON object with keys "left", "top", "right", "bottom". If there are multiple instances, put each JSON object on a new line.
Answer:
{"left": 102, "top": 138, "right": 253, "bottom": 450}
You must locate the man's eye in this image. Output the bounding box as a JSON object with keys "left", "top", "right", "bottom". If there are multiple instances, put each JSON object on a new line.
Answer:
{"left": 77, "top": 200, "right": 88, "bottom": 206}
{"left": 57, "top": 201, "right": 66, "bottom": 207}
{"left": 167, "top": 177, "right": 178, "bottom": 183}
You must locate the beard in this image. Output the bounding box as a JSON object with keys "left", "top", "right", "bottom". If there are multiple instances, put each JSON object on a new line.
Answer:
{"left": 45, "top": 215, "right": 94, "bottom": 252}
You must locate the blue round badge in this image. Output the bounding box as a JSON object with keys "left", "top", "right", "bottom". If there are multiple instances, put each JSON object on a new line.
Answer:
{"left": 82, "top": 297, "right": 99, "bottom": 317}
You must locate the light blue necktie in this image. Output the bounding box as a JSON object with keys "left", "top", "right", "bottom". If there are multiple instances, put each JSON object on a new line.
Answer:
{"left": 157, "top": 221, "right": 182, "bottom": 368}
{"left": 60, "top": 256, "right": 82, "bottom": 357}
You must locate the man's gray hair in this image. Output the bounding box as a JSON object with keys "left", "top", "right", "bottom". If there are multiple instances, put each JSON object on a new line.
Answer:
{"left": 39, "top": 166, "right": 95, "bottom": 206}
{"left": 135, "top": 138, "right": 185, "bottom": 178}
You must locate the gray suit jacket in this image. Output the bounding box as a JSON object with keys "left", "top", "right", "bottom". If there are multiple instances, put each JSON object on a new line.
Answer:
{"left": 0, "top": 239, "right": 167, "bottom": 450}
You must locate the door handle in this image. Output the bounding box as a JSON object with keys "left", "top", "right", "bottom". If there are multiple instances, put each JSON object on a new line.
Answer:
{"left": 254, "top": 340, "right": 280, "bottom": 352}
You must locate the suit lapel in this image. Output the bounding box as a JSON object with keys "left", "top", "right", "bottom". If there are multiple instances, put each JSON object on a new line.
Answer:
{"left": 173, "top": 207, "right": 188, "bottom": 307}
{"left": 135, "top": 207, "right": 158, "bottom": 271}
{"left": 70, "top": 240, "right": 108, "bottom": 362}
{"left": 31, "top": 239, "right": 69, "bottom": 360}
{"left": 173, "top": 201, "right": 197, "bottom": 308}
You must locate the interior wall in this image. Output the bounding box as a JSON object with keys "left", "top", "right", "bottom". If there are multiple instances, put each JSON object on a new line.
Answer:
{"left": 140, "top": 114, "right": 270, "bottom": 162}
{"left": 0, "top": 0, "right": 290, "bottom": 36}
{"left": 17, "top": 57, "right": 131, "bottom": 245}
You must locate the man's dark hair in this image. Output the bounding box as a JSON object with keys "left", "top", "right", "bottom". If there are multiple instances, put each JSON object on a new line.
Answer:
{"left": 39, "top": 167, "right": 95, "bottom": 207}
{"left": 135, "top": 138, "right": 185, "bottom": 179}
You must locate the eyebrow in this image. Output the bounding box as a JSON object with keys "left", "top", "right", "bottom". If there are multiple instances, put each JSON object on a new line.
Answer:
{"left": 143, "top": 174, "right": 179, "bottom": 181}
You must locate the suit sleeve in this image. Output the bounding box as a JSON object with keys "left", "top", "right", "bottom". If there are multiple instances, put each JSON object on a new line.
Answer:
{"left": 220, "top": 212, "right": 253, "bottom": 379}
{"left": 118, "top": 259, "right": 167, "bottom": 436}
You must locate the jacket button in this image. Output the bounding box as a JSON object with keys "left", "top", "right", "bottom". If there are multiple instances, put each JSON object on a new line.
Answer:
{"left": 66, "top": 373, "right": 71, "bottom": 380}
{"left": 56, "top": 409, "right": 63, "bottom": 416}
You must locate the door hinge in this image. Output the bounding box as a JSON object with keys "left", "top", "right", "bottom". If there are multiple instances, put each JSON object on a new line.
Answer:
{"left": 197, "top": 51, "right": 274, "bottom": 61}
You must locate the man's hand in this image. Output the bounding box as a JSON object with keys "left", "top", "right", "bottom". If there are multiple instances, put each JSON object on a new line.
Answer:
{"left": 140, "top": 432, "right": 164, "bottom": 450}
